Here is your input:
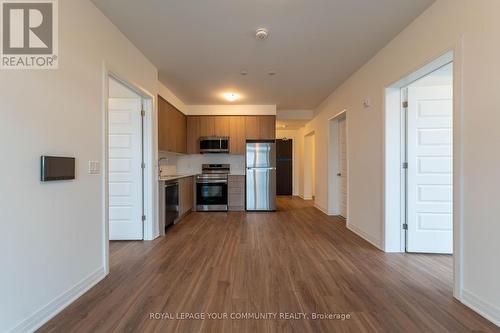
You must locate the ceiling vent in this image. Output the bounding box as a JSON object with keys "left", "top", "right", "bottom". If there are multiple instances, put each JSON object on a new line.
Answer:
{"left": 255, "top": 28, "right": 269, "bottom": 40}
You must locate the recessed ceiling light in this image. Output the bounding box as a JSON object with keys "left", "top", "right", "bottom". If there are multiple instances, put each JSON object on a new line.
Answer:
{"left": 255, "top": 28, "right": 269, "bottom": 40}
{"left": 223, "top": 93, "right": 240, "bottom": 102}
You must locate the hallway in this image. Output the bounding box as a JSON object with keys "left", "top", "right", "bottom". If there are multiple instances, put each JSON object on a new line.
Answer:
{"left": 39, "top": 197, "right": 498, "bottom": 333}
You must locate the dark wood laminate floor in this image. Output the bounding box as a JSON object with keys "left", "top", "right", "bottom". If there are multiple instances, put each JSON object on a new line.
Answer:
{"left": 39, "top": 197, "right": 499, "bottom": 333}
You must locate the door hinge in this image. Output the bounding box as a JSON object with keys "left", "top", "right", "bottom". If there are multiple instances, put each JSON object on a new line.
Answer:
{"left": 142, "top": 215, "right": 146, "bottom": 222}
{"left": 141, "top": 109, "right": 146, "bottom": 117}
{"left": 402, "top": 101, "right": 408, "bottom": 108}
{"left": 141, "top": 162, "right": 146, "bottom": 169}
{"left": 402, "top": 223, "right": 408, "bottom": 230}
{"left": 402, "top": 162, "right": 408, "bottom": 169}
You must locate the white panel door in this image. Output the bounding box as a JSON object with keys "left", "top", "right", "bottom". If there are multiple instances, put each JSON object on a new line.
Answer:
{"left": 108, "top": 98, "right": 143, "bottom": 240}
{"left": 338, "top": 117, "right": 347, "bottom": 218}
{"left": 407, "top": 86, "right": 453, "bottom": 253}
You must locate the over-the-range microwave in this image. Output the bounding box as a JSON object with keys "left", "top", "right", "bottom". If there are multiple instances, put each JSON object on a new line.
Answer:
{"left": 199, "top": 137, "right": 229, "bottom": 154}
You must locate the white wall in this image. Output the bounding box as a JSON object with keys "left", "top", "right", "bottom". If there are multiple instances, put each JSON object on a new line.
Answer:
{"left": 303, "top": 133, "right": 315, "bottom": 200}
{"left": 276, "top": 109, "right": 314, "bottom": 120}
{"left": 303, "top": 0, "right": 500, "bottom": 325}
{"left": 276, "top": 129, "right": 302, "bottom": 196}
{"left": 0, "top": 0, "right": 166, "bottom": 331}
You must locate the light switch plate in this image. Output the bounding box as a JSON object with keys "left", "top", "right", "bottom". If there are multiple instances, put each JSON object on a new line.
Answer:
{"left": 88, "top": 161, "right": 100, "bottom": 175}
{"left": 363, "top": 98, "right": 372, "bottom": 108}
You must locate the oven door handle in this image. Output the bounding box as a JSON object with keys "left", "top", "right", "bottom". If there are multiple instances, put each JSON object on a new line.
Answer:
{"left": 196, "top": 180, "right": 228, "bottom": 184}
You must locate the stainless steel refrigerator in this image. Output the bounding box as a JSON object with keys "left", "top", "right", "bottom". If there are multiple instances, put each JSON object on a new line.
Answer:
{"left": 246, "top": 141, "right": 276, "bottom": 211}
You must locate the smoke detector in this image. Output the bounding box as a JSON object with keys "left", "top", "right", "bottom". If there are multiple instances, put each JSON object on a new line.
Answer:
{"left": 255, "top": 28, "right": 269, "bottom": 40}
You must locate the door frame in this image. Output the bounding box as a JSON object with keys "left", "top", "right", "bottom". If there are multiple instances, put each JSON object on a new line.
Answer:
{"left": 303, "top": 131, "right": 316, "bottom": 200}
{"left": 101, "top": 64, "right": 156, "bottom": 274}
{"left": 327, "top": 110, "right": 348, "bottom": 218}
{"left": 383, "top": 42, "right": 464, "bottom": 300}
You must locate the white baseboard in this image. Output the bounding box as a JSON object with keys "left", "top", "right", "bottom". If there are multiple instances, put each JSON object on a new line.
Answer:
{"left": 462, "top": 289, "right": 500, "bottom": 327}
{"left": 9, "top": 266, "right": 107, "bottom": 333}
{"left": 347, "top": 223, "right": 382, "bottom": 250}
{"left": 314, "top": 203, "right": 329, "bottom": 215}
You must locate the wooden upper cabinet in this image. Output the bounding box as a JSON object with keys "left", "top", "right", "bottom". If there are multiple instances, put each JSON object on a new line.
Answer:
{"left": 158, "top": 96, "right": 187, "bottom": 154}
{"left": 175, "top": 110, "right": 187, "bottom": 153}
{"left": 245, "top": 116, "right": 259, "bottom": 140}
{"left": 158, "top": 99, "right": 169, "bottom": 152}
{"left": 198, "top": 116, "right": 215, "bottom": 138}
{"left": 244, "top": 116, "right": 275, "bottom": 140}
{"left": 214, "top": 116, "right": 230, "bottom": 137}
{"left": 187, "top": 116, "right": 200, "bottom": 154}
{"left": 259, "top": 116, "right": 276, "bottom": 140}
{"left": 229, "top": 116, "right": 246, "bottom": 155}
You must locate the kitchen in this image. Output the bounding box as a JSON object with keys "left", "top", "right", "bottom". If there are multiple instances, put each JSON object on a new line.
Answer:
{"left": 157, "top": 96, "right": 277, "bottom": 233}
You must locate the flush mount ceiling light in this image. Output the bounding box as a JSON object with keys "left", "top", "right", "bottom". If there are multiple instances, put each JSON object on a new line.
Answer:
{"left": 240, "top": 70, "right": 248, "bottom": 76}
{"left": 223, "top": 92, "right": 240, "bottom": 102}
{"left": 268, "top": 70, "right": 277, "bottom": 76}
{"left": 255, "top": 28, "right": 269, "bottom": 40}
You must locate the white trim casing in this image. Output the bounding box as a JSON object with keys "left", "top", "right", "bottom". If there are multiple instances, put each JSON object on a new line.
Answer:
{"left": 314, "top": 203, "right": 329, "bottom": 215}
{"left": 383, "top": 41, "right": 464, "bottom": 302}
{"left": 102, "top": 63, "right": 159, "bottom": 275}
{"left": 327, "top": 110, "right": 348, "bottom": 217}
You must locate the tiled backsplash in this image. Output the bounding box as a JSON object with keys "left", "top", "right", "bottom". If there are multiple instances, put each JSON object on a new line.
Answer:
{"left": 158, "top": 152, "right": 178, "bottom": 177}
{"left": 177, "top": 154, "right": 245, "bottom": 175}
{"left": 158, "top": 152, "right": 246, "bottom": 176}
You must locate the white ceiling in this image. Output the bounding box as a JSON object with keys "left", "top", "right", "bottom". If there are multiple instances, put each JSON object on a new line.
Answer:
{"left": 92, "top": 0, "right": 435, "bottom": 110}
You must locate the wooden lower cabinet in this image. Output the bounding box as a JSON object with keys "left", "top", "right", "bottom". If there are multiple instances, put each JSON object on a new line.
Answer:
{"left": 228, "top": 175, "right": 245, "bottom": 211}
{"left": 178, "top": 176, "right": 194, "bottom": 219}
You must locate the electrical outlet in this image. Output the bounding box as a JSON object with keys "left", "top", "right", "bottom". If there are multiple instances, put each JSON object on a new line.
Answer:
{"left": 88, "top": 161, "right": 100, "bottom": 175}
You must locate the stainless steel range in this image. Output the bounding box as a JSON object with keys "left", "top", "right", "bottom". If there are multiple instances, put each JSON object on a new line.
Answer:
{"left": 196, "top": 164, "right": 229, "bottom": 211}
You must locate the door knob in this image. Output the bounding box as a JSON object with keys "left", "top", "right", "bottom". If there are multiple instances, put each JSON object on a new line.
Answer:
{"left": 337, "top": 173, "right": 342, "bottom": 176}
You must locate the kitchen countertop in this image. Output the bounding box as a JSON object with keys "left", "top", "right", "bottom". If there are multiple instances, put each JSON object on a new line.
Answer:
{"left": 159, "top": 173, "right": 246, "bottom": 182}
{"left": 159, "top": 174, "right": 196, "bottom": 182}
